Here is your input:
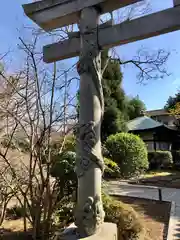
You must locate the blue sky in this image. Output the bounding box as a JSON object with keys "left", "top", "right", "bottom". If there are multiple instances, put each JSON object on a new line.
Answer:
{"left": 0, "top": 0, "right": 180, "bottom": 110}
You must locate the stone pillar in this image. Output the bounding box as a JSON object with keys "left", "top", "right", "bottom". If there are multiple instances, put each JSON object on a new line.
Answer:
{"left": 74, "top": 6, "right": 105, "bottom": 238}
{"left": 54, "top": 6, "right": 117, "bottom": 240}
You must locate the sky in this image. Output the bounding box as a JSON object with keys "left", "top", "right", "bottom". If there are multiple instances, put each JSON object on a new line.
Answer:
{"left": 0, "top": 0, "right": 180, "bottom": 110}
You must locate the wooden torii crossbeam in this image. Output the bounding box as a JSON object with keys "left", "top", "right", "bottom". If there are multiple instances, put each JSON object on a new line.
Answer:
{"left": 43, "top": 4, "right": 180, "bottom": 62}
{"left": 23, "top": 0, "right": 143, "bottom": 30}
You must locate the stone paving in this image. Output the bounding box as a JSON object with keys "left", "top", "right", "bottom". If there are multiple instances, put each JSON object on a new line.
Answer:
{"left": 107, "top": 181, "right": 180, "bottom": 240}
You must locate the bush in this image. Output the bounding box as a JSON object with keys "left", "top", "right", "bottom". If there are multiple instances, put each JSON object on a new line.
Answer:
{"left": 105, "top": 133, "right": 148, "bottom": 178}
{"left": 104, "top": 158, "right": 120, "bottom": 179}
{"left": 53, "top": 201, "right": 75, "bottom": 229}
{"left": 148, "top": 151, "right": 173, "bottom": 170}
{"left": 6, "top": 205, "right": 28, "bottom": 220}
{"left": 102, "top": 145, "right": 110, "bottom": 157}
{"left": 102, "top": 193, "right": 145, "bottom": 240}
{"left": 50, "top": 151, "right": 77, "bottom": 199}
{"left": 51, "top": 135, "right": 76, "bottom": 153}
{"left": 172, "top": 151, "right": 180, "bottom": 168}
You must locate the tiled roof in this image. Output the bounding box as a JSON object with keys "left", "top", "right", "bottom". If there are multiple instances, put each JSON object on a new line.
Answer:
{"left": 127, "top": 116, "right": 163, "bottom": 131}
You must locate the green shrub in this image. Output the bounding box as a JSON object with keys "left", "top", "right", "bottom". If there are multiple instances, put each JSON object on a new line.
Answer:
{"left": 6, "top": 205, "right": 28, "bottom": 220}
{"left": 172, "top": 151, "right": 180, "bottom": 168}
{"left": 63, "top": 135, "right": 76, "bottom": 152}
{"left": 53, "top": 201, "right": 75, "bottom": 229}
{"left": 102, "top": 193, "right": 145, "bottom": 240}
{"left": 102, "top": 145, "right": 110, "bottom": 157}
{"left": 105, "top": 133, "right": 148, "bottom": 178}
{"left": 50, "top": 151, "right": 77, "bottom": 199}
{"left": 148, "top": 151, "right": 173, "bottom": 170}
{"left": 51, "top": 135, "right": 76, "bottom": 153}
{"left": 104, "top": 158, "right": 120, "bottom": 179}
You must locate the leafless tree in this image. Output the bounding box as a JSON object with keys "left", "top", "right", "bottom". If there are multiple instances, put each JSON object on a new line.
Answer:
{"left": 102, "top": 0, "right": 170, "bottom": 83}
{"left": 0, "top": 30, "right": 78, "bottom": 239}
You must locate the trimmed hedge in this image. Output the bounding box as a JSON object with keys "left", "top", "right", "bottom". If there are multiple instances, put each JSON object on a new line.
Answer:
{"left": 103, "top": 193, "right": 145, "bottom": 240}
{"left": 172, "top": 151, "right": 180, "bottom": 168}
{"left": 104, "top": 158, "right": 121, "bottom": 179}
{"left": 105, "top": 133, "right": 148, "bottom": 178}
{"left": 148, "top": 151, "right": 173, "bottom": 170}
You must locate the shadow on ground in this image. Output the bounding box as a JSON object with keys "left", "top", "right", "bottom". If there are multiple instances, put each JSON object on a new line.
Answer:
{"left": 0, "top": 228, "right": 32, "bottom": 240}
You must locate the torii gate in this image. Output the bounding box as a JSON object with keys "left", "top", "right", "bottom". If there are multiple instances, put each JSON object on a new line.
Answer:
{"left": 23, "top": 0, "right": 180, "bottom": 239}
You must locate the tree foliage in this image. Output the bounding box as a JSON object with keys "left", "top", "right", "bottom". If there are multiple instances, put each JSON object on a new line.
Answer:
{"left": 126, "top": 96, "right": 146, "bottom": 120}
{"left": 101, "top": 50, "right": 127, "bottom": 142}
{"left": 165, "top": 91, "right": 180, "bottom": 128}
{"left": 169, "top": 102, "right": 180, "bottom": 129}
{"left": 165, "top": 91, "right": 180, "bottom": 110}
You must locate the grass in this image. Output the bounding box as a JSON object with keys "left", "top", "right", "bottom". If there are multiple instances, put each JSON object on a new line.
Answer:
{"left": 143, "top": 169, "right": 180, "bottom": 178}
{"left": 130, "top": 169, "right": 180, "bottom": 188}
{"left": 143, "top": 170, "right": 172, "bottom": 178}
{"left": 1, "top": 219, "right": 31, "bottom": 232}
{"left": 0, "top": 219, "right": 32, "bottom": 240}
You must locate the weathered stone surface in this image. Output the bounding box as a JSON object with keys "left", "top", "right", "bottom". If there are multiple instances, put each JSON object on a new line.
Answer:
{"left": 22, "top": 0, "right": 142, "bottom": 30}
{"left": 43, "top": 5, "right": 180, "bottom": 63}
{"left": 74, "top": 7, "right": 105, "bottom": 237}
{"left": 53, "top": 222, "right": 117, "bottom": 240}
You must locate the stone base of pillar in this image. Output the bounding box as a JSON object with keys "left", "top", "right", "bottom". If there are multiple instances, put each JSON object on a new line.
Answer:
{"left": 53, "top": 222, "right": 117, "bottom": 240}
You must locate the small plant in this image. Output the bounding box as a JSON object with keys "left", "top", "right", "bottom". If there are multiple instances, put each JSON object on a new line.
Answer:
{"left": 148, "top": 151, "right": 173, "bottom": 170}
{"left": 104, "top": 158, "right": 120, "bottom": 179}
{"left": 6, "top": 205, "right": 27, "bottom": 220}
{"left": 50, "top": 151, "right": 77, "bottom": 199}
{"left": 102, "top": 193, "right": 145, "bottom": 240}
{"left": 53, "top": 201, "right": 75, "bottom": 229}
{"left": 106, "top": 133, "right": 148, "bottom": 178}
{"left": 51, "top": 135, "right": 76, "bottom": 153}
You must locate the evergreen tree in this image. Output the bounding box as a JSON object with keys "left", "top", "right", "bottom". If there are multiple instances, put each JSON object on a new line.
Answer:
{"left": 165, "top": 90, "right": 180, "bottom": 128}
{"left": 101, "top": 50, "right": 127, "bottom": 142}
{"left": 126, "top": 96, "right": 146, "bottom": 120}
{"left": 165, "top": 91, "right": 180, "bottom": 110}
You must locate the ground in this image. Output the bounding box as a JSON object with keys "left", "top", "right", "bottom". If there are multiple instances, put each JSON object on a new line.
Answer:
{"left": 113, "top": 195, "right": 171, "bottom": 240}
{"left": 0, "top": 194, "right": 171, "bottom": 240}
{"left": 129, "top": 170, "right": 180, "bottom": 189}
